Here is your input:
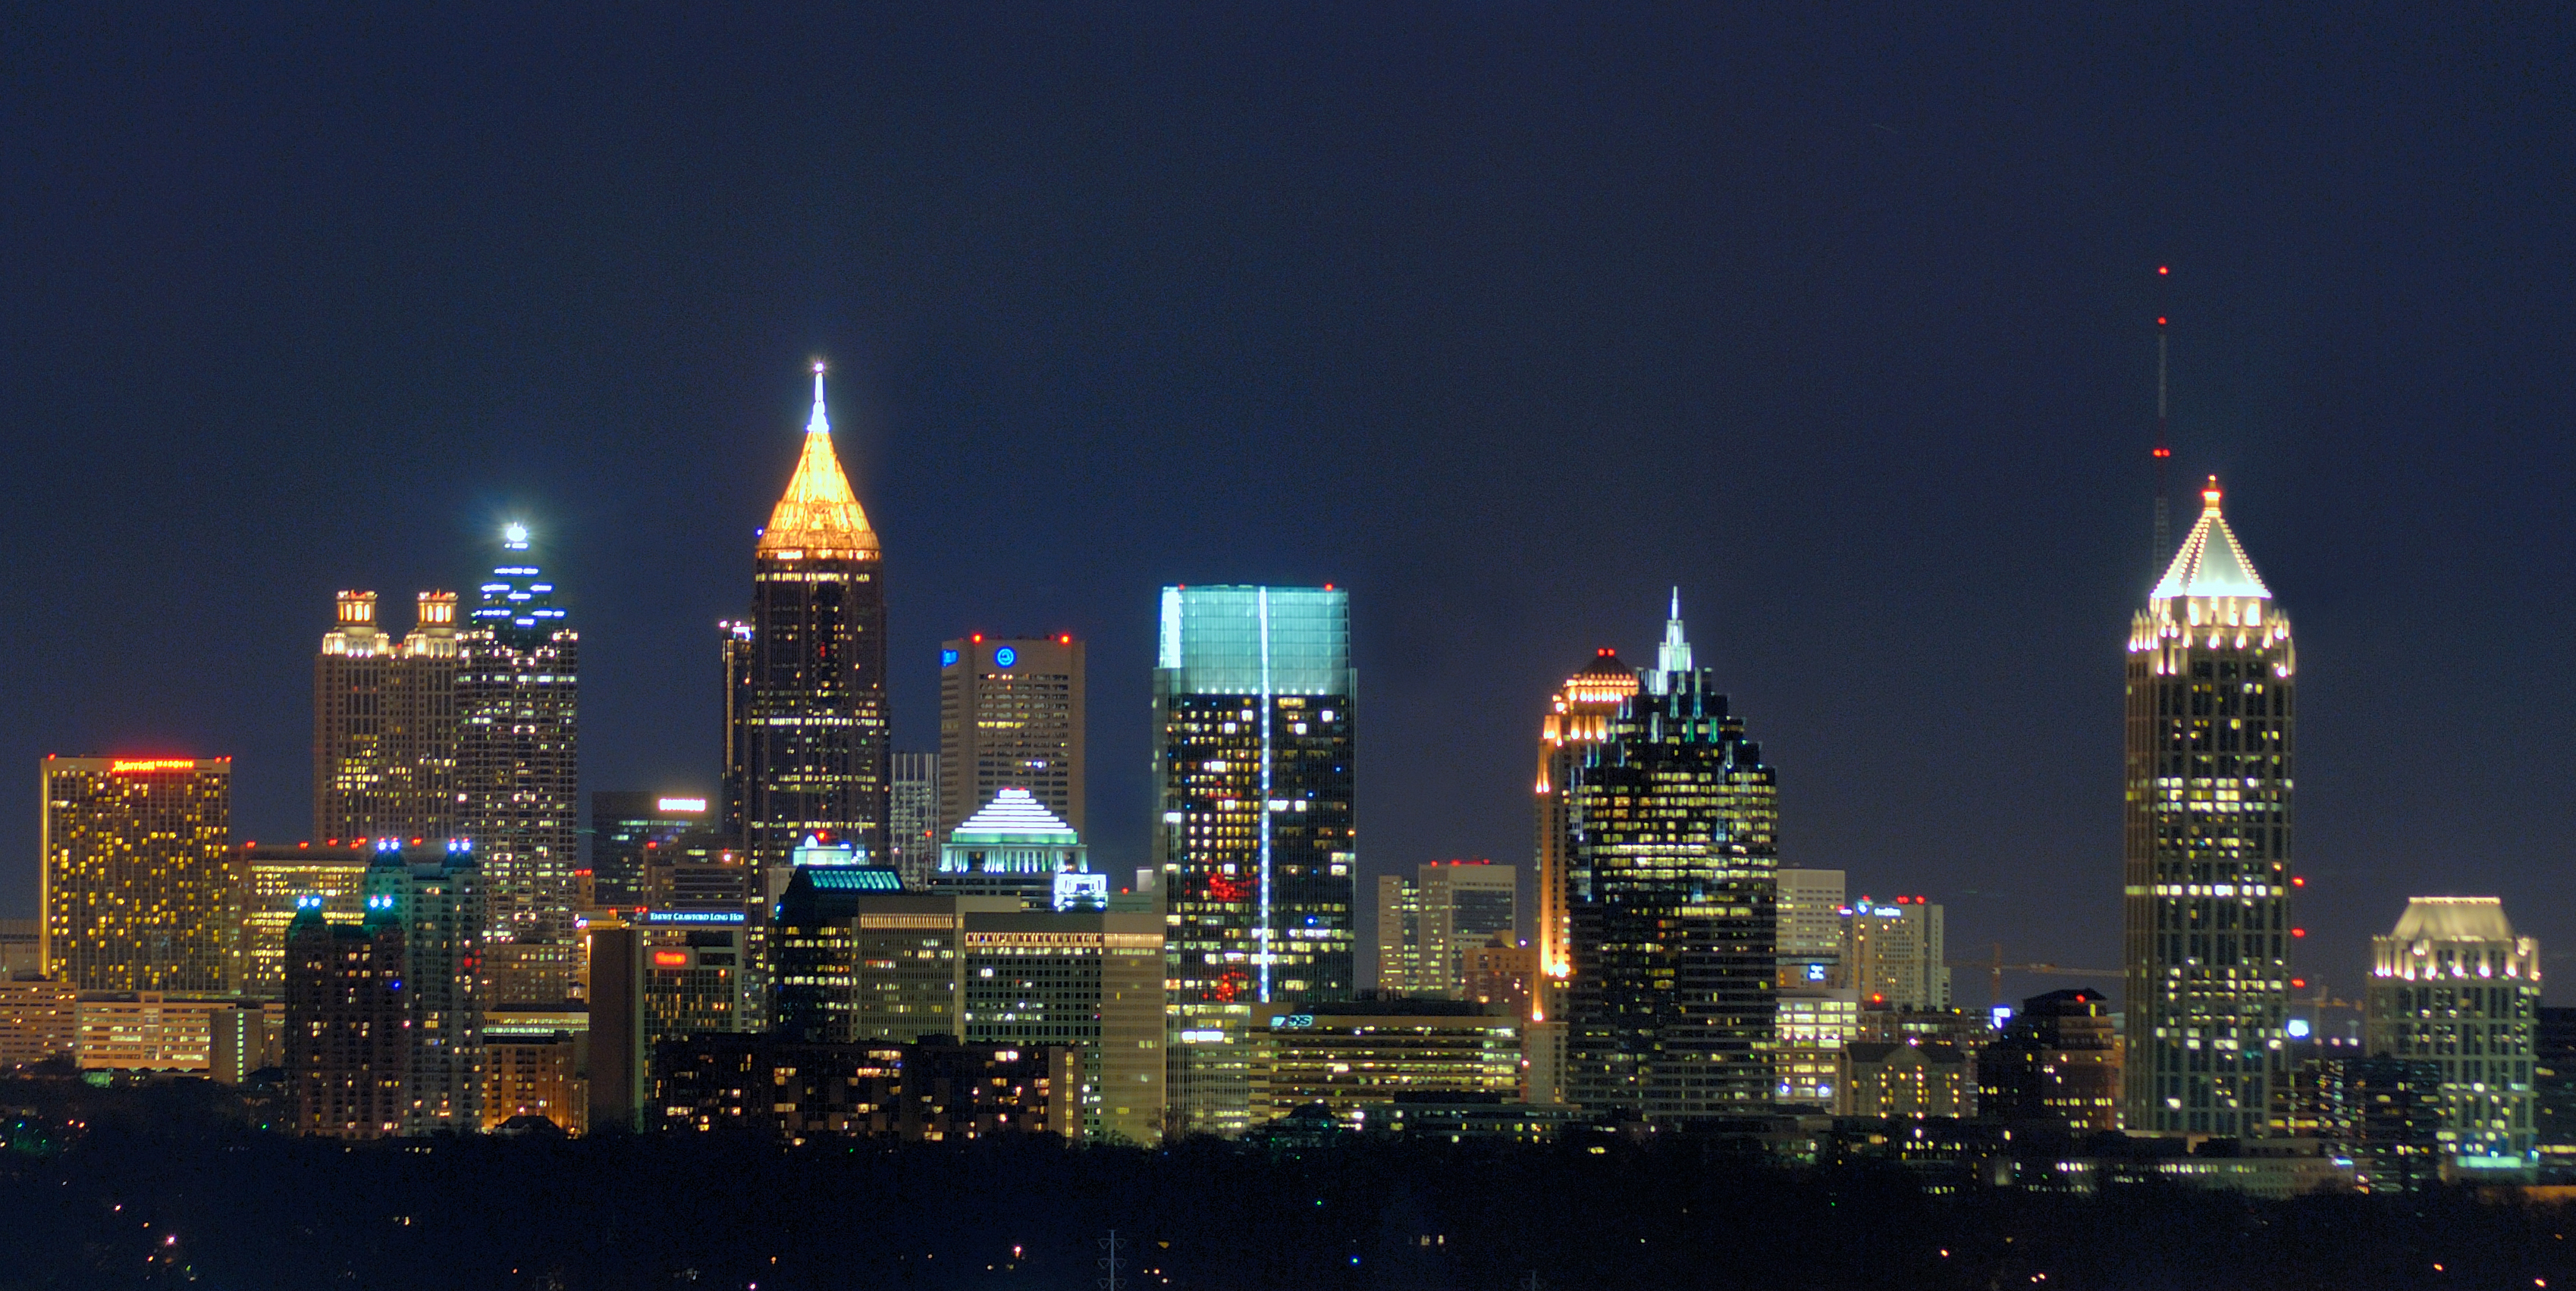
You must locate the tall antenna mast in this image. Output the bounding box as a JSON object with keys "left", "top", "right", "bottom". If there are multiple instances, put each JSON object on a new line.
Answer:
{"left": 2152, "top": 266, "right": 2173, "bottom": 581}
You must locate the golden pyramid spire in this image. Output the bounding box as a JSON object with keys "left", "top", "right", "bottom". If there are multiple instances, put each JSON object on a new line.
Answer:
{"left": 758, "top": 362, "right": 879, "bottom": 559}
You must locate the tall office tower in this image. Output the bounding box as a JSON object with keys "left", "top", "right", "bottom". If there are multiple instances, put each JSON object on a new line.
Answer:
{"left": 1562, "top": 594, "right": 1779, "bottom": 1122}
{"left": 457, "top": 524, "right": 579, "bottom": 1007}
{"left": 2367, "top": 897, "right": 2540, "bottom": 1176}
{"left": 1376, "top": 861, "right": 1517, "bottom": 998}
{"left": 2123, "top": 478, "right": 2295, "bottom": 1136}
{"left": 1375, "top": 875, "right": 1425, "bottom": 996}
{"left": 939, "top": 635, "right": 1086, "bottom": 839}
{"left": 284, "top": 898, "right": 408, "bottom": 1138}
{"left": 1153, "top": 585, "right": 1357, "bottom": 1136}
{"left": 40, "top": 757, "right": 231, "bottom": 992}
{"left": 227, "top": 843, "right": 372, "bottom": 999}
{"left": 2540, "top": 1007, "right": 2576, "bottom": 1180}
{"left": 588, "top": 791, "right": 712, "bottom": 910}
{"left": 1843, "top": 895, "right": 1950, "bottom": 1009}
{"left": 724, "top": 365, "right": 889, "bottom": 881}
{"left": 889, "top": 751, "right": 941, "bottom": 890}
{"left": 362, "top": 841, "right": 485, "bottom": 1133}
{"left": 1533, "top": 650, "right": 1642, "bottom": 1011}
{"left": 1774, "top": 868, "right": 1846, "bottom": 986}
{"left": 314, "top": 590, "right": 461, "bottom": 843}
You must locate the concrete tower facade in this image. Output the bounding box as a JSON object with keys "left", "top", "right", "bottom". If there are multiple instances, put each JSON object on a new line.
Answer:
{"left": 314, "top": 590, "right": 460, "bottom": 843}
{"left": 2367, "top": 897, "right": 2540, "bottom": 1175}
{"left": 938, "top": 634, "right": 1085, "bottom": 841}
{"left": 2123, "top": 479, "right": 2295, "bottom": 1136}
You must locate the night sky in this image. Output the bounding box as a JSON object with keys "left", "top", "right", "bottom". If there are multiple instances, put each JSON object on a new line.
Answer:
{"left": 5, "top": 6, "right": 2572, "bottom": 1007}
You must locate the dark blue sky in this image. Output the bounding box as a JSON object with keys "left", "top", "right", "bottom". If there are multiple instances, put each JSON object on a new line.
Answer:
{"left": 5, "top": 5, "right": 2572, "bottom": 1004}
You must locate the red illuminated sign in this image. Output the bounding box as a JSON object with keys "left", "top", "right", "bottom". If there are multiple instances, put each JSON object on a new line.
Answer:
{"left": 651, "top": 950, "right": 691, "bottom": 968}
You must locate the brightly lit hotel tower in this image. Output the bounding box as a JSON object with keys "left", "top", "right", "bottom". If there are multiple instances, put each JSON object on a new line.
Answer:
{"left": 723, "top": 364, "right": 890, "bottom": 884}
{"left": 2123, "top": 478, "right": 2295, "bottom": 1136}
{"left": 1154, "top": 585, "right": 1355, "bottom": 1136}
{"left": 1548, "top": 594, "right": 1778, "bottom": 1122}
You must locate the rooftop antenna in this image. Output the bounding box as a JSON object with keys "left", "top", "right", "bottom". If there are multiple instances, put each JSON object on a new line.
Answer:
{"left": 2151, "top": 266, "right": 2173, "bottom": 582}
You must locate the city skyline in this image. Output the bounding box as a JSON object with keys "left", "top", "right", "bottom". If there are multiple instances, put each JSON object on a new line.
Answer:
{"left": 6, "top": 8, "right": 2574, "bottom": 1023}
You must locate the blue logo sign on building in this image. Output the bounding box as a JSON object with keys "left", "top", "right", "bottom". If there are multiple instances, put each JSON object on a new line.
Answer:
{"left": 993, "top": 646, "right": 1017, "bottom": 668}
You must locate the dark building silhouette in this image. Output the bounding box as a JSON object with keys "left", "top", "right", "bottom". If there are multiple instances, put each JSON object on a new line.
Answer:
{"left": 1978, "top": 989, "right": 2121, "bottom": 1132}
{"left": 284, "top": 899, "right": 406, "bottom": 1138}
{"left": 655, "top": 1032, "right": 1075, "bottom": 1142}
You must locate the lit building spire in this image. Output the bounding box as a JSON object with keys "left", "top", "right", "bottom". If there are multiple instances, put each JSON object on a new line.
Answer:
{"left": 758, "top": 361, "right": 877, "bottom": 559}
{"left": 2150, "top": 475, "right": 2269, "bottom": 601}
{"left": 1648, "top": 587, "right": 1693, "bottom": 691}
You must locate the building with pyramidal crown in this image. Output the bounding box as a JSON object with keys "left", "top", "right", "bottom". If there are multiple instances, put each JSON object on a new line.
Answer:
{"left": 724, "top": 365, "right": 890, "bottom": 884}
{"left": 2123, "top": 478, "right": 2295, "bottom": 1136}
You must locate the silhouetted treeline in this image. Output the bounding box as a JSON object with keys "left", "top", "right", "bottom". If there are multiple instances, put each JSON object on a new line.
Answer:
{"left": 4, "top": 1080, "right": 2574, "bottom": 1289}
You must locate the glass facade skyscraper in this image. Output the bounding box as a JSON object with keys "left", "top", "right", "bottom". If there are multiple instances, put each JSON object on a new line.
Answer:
{"left": 2123, "top": 479, "right": 2294, "bottom": 1136}
{"left": 1153, "top": 584, "right": 1355, "bottom": 1136}
{"left": 723, "top": 366, "right": 889, "bottom": 879}
{"left": 1560, "top": 596, "right": 1780, "bottom": 1121}
{"left": 457, "top": 525, "right": 579, "bottom": 1007}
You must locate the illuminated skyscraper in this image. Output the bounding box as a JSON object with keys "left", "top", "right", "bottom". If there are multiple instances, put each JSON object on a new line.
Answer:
{"left": 2366, "top": 897, "right": 2539, "bottom": 1176}
{"left": 40, "top": 757, "right": 231, "bottom": 992}
{"left": 723, "top": 365, "right": 889, "bottom": 880}
{"left": 314, "top": 590, "right": 460, "bottom": 842}
{"left": 1561, "top": 594, "right": 1779, "bottom": 1121}
{"left": 457, "top": 524, "right": 579, "bottom": 1007}
{"left": 939, "top": 634, "right": 1085, "bottom": 840}
{"left": 1154, "top": 584, "right": 1355, "bottom": 1136}
{"left": 2123, "top": 478, "right": 2295, "bottom": 1136}
{"left": 284, "top": 898, "right": 407, "bottom": 1139}
{"left": 1534, "top": 650, "right": 1641, "bottom": 1010}
{"left": 363, "top": 842, "right": 486, "bottom": 1133}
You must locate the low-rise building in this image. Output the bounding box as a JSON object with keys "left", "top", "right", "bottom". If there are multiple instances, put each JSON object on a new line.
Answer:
{"left": 485, "top": 1030, "right": 583, "bottom": 1133}
{"left": 654, "top": 1032, "right": 1075, "bottom": 1143}
{"left": 0, "top": 974, "right": 77, "bottom": 1068}
{"left": 76, "top": 992, "right": 260, "bottom": 1081}
{"left": 1250, "top": 1001, "right": 1521, "bottom": 1125}
{"left": 1839, "top": 1041, "right": 1972, "bottom": 1118}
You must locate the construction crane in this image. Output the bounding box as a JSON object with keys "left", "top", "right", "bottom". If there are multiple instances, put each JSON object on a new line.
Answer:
{"left": 1946, "top": 943, "right": 2123, "bottom": 1008}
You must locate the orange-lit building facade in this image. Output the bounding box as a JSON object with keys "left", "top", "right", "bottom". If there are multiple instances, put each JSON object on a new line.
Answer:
{"left": 724, "top": 365, "right": 890, "bottom": 879}
{"left": 41, "top": 757, "right": 231, "bottom": 992}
